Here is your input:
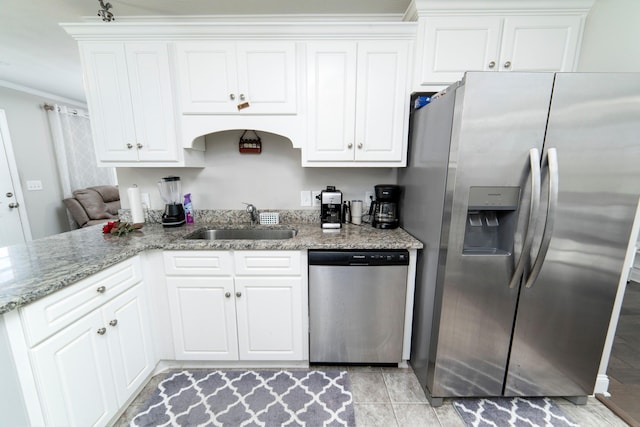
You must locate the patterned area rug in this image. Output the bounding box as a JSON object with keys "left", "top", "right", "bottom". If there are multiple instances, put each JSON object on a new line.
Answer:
{"left": 454, "top": 397, "right": 578, "bottom": 427}
{"left": 130, "top": 370, "right": 355, "bottom": 427}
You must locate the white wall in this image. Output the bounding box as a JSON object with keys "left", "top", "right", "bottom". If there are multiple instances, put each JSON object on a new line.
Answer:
{"left": 578, "top": 0, "right": 640, "bottom": 71}
{"left": 116, "top": 130, "right": 396, "bottom": 212}
{"left": 0, "top": 86, "right": 69, "bottom": 238}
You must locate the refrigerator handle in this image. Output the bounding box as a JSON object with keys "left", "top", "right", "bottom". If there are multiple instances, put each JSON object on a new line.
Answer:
{"left": 524, "top": 147, "right": 559, "bottom": 289}
{"left": 508, "top": 148, "right": 541, "bottom": 289}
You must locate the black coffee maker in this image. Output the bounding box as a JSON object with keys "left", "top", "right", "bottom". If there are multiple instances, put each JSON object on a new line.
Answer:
{"left": 370, "top": 184, "right": 400, "bottom": 229}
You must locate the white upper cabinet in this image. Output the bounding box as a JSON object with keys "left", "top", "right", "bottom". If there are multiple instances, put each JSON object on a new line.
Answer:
{"left": 176, "top": 41, "right": 297, "bottom": 114}
{"left": 304, "top": 40, "right": 411, "bottom": 167}
{"left": 80, "top": 41, "right": 203, "bottom": 167}
{"left": 412, "top": 0, "right": 592, "bottom": 89}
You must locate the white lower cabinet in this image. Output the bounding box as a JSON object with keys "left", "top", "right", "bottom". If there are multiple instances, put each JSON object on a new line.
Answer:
{"left": 17, "top": 258, "right": 154, "bottom": 427}
{"left": 164, "top": 250, "right": 306, "bottom": 361}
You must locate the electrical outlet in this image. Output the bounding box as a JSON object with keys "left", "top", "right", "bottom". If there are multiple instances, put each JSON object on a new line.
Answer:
{"left": 26, "top": 180, "right": 43, "bottom": 191}
{"left": 300, "top": 190, "right": 312, "bottom": 207}
{"left": 140, "top": 192, "right": 151, "bottom": 209}
{"left": 312, "top": 190, "right": 321, "bottom": 207}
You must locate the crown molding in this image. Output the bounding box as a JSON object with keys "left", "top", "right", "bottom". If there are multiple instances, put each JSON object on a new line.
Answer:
{"left": 0, "top": 80, "right": 87, "bottom": 108}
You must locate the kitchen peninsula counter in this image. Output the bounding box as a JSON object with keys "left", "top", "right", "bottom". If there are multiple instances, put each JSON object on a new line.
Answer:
{"left": 0, "top": 222, "right": 422, "bottom": 314}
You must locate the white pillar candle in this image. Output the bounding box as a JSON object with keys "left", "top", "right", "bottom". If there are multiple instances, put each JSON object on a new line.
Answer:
{"left": 127, "top": 185, "right": 145, "bottom": 224}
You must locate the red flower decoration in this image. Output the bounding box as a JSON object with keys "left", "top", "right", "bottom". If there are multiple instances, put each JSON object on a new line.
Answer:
{"left": 102, "top": 221, "right": 117, "bottom": 234}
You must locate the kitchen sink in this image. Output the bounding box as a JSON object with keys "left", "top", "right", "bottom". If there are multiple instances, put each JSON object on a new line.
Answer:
{"left": 184, "top": 228, "right": 297, "bottom": 240}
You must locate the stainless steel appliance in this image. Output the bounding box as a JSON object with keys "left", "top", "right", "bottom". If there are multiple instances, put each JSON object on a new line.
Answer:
{"left": 318, "top": 186, "right": 342, "bottom": 229}
{"left": 309, "top": 250, "right": 409, "bottom": 363}
{"left": 398, "top": 72, "right": 640, "bottom": 405}
{"left": 157, "top": 176, "right": 185, "bottom": 227}
{"left": 371, "top": 184, "right": 401, "bottom": 229}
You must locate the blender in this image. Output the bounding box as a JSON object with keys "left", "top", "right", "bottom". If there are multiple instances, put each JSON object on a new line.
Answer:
{"left": 158, "top": 176, "right": 185, "bottom": 227}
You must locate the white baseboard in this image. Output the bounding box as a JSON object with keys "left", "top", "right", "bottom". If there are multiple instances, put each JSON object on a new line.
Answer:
{"left": 594, "top": 374, "right": 610, "bottom": 396}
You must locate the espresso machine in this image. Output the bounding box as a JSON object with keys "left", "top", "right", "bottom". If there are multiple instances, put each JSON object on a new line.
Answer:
{"left": 318, "top": 186, "right": 342, "bottom": 229}
{"left": 370, "top": 184, "right": 400, "bottom": 229}
{"left": 158, "top": 176, "right": 185, "bottom": 227}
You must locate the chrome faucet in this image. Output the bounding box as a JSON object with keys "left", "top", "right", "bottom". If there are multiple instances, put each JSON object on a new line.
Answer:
{"left": 244, "top": 203, "right": 259, "bottom": 225}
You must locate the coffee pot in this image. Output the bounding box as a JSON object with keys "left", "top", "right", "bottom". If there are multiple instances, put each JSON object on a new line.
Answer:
{"left": 158, "top": 176, "right": 185, "bottom": 227}
{"left": 318, "top": 186, "right": 342, "bottom": 229}
{"left": 370, "top": 184, "right": 400, "bottom": 229}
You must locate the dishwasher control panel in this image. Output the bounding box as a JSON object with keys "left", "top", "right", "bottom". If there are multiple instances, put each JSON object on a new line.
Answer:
{"left": 308, "top": 250, "right": 409, "bottom": 266}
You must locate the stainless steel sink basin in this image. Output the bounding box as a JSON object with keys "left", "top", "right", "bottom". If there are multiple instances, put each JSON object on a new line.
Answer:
{"left": 184, "top": 228, "right": 297, "bottom": 240}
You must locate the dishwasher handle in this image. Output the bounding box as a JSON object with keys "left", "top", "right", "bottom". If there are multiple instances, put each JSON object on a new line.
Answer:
{"left": 308, "top": 250, "right": 409, "bottom": 266}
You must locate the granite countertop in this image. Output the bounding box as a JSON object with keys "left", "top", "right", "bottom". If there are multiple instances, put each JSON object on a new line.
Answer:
{"left": 0, "top": 219, "right": 422, "bottom": 315}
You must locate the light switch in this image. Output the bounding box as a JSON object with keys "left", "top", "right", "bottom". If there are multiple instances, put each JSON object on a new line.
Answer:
{"left": 26, "top": 180, "right": 43, "bottom": 191}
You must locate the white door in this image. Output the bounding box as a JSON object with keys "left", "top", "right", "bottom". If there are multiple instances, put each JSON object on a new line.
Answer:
{"left": 0, "top": 110, "right": 31, "bottom": 246}
{"left": 235, "top": 276, "right": 303, "bottom": 360}
{"left": 500, "top": 15, "right": 582, "bottom": 72}
{"left": 166, "top": 276, "right": 239, "bottom": 360}
{"left": 102, "top": 284, "right": 154, "bottom": 406}
{"left": 355, "top": 41, "right": 410, "bottom": 162}
{"left": 30, "top": 310, "right": 118, "bottom": 427}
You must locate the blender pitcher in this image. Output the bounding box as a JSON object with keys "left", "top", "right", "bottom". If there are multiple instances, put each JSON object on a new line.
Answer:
{"left": 158, "top": 176, "right": 185, "bottom": 227}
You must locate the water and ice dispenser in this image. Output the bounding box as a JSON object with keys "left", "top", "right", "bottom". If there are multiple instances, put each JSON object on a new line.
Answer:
{"left": 463, "top": 187, "right": 520, "bottom": 255}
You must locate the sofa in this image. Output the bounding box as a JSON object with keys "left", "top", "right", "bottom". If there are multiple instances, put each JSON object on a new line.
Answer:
{"left": 63, "top": 185, "right": 120, "bottom": 228}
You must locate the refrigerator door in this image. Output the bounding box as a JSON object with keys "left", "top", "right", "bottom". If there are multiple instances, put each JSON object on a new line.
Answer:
{"left": 506, "top": 73, "right": 640, "bottom": 397}
{"left": 427, "top": 72, "right": 555, "bottom": 397}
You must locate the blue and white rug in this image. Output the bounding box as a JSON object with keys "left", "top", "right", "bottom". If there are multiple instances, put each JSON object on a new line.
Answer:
{"left": 130, "top": 370, "right": 355, "bottom": 427}
{"left": 454, "top": 397, "right": 579, "bottom": 427}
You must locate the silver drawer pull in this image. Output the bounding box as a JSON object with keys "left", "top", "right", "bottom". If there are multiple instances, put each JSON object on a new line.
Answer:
{"left": 96, "top": 286, "right": 106, "bottom": 293}
{"left": 109, "top": 319, "right": 118, "bottom": 327}
{"left": 236, "top": 291, "right": 242, "bottom": 298}
{"left": 225, "top": 292, "right": 231, "bottom": 298}
{"left": 97, "top": 327, "right": 106, "bottom": 335}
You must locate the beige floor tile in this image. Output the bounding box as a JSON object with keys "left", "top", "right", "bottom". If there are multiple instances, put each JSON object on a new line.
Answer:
{"left": 393, "top": 403, "right": 441, "bottom": 427}
{"left": 383, "top": 372, "right": 429, "bottom": 403}
{"left": 350, "top": 372, "right": 391, "bottom": 404}
{"left": 349, "top": 365, "right": 383, "bottom": 373}
{"left": 432, "top": 403, "right": 465, "bottom": 427}
{"left": 354, "top": 403, "right": 398, "bottom": 427}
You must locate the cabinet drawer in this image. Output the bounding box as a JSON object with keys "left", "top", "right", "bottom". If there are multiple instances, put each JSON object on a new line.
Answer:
{"left": 20, "top": 257, "right": 142, "bottom": 346}
{"left": 163, "top": 251, "right": 233, "bottom": 276}
{"left": 234, "top": 251, "right": 301, "bottom": 276}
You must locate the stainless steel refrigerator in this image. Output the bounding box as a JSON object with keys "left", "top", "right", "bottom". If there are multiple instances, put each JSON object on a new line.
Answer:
{"left": 398, "top": 72, "right": 640, "bottom": 406}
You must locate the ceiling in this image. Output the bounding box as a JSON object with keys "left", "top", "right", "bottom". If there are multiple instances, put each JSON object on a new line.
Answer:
{"left": 0, "top": 0, "right": 411, "bottom": 104}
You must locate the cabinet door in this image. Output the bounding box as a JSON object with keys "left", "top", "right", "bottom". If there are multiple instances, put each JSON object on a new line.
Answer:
{"left": 236, "top": 42, "right": 297, "bottom": 114}
{"left": 175, "top": 42, "right": 238, "bottom": 114}
{"left": 355, "top": 41, "right": 410, "bottom": 162}
{"left": 166, "top": 276, "right": 238, "bottom": 360}
{"left": 235, "top": 276, "right": 303, "bottom": 360}
{"left": 102, "top": 284, "right": 154, "bottom": 406}
{"left": 80, "top": 42, "right": 137, "bottom": 162}
{"left": 30, "top": 310, "right": 117, "bottom": 427}
{"left": 125, "top": 42, "right": 179, "bottom": 162}
{"left": 417, "top": 16, "right": 502, "bottom": 85}
{"left": 306, "top": 42, "right": 357, "bottom": 161}
{"left": 499, "top": 15, "right": 582, "bottom": 72}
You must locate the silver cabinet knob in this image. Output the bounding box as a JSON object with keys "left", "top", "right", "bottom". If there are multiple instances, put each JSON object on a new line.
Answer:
{"left": 240, "top": 94, "right": 246, "bottom": 101}
{"left": 97, "top": 328, "right": 106, "bottom": 335}
{"left": 126, "top": 143, "right": 133, "bottom": 149}
{"left": 504, "top": 61, "right": 512, "bottom": 69}
{"left": 357, "top": 143, "right": 363, "bottom": 149}
{"left": 96, "top": 286, "right": 106, "bottom": 293}
{"left": 6, "top": 192, "right": 13, "bottom": 197}
{"left": 347, "top": 143, "right": 353, "bottom": 149}
{"left": 109, "top": 319, "right": 118, "bottom": 327}
{"left": 225, "top": 292, "right": 231, "bottom": 298}
{"left": 236, "top": 291, "right": 242, "bottom": 298}
{"left": 136, "top": 143, "right": 143, "bottom": 149}
{"left": 8, "top": 202, "right": 19, "bottom": 209}
{"left": 230, "top": 94, "right": 236, "bottom": 100}
{"left": 488, "top": 61, "right": 496, "bottom": 68}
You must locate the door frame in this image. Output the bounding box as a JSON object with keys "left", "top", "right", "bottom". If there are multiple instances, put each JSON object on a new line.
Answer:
{"left": 0, "top": 109, "right": 32, "bottom": 243}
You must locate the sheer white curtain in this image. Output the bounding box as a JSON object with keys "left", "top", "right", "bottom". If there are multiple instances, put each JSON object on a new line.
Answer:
{"left": 47, "top": 104, "right": 117, "bottom": 227}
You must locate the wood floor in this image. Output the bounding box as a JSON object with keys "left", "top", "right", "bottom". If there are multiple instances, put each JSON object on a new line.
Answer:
{"left": 601, "top": 281, "right": 640, "bottom": 426}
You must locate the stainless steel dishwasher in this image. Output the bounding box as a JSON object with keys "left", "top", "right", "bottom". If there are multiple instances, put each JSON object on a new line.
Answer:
{"left": 308, "top": 249, "right": 409, "bottom": 364}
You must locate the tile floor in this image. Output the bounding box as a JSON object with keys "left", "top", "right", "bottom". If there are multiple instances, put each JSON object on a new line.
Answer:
{"left": 601, "top": 281, "right": 640, "bottom": 425}
{"left": 113, "top": 364, "right": 627, "bottom": 426}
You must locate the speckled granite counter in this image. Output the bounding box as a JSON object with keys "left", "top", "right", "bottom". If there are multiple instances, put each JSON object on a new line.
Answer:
{"left": 0, "top": 221, "right": 422, "bottom": 314}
